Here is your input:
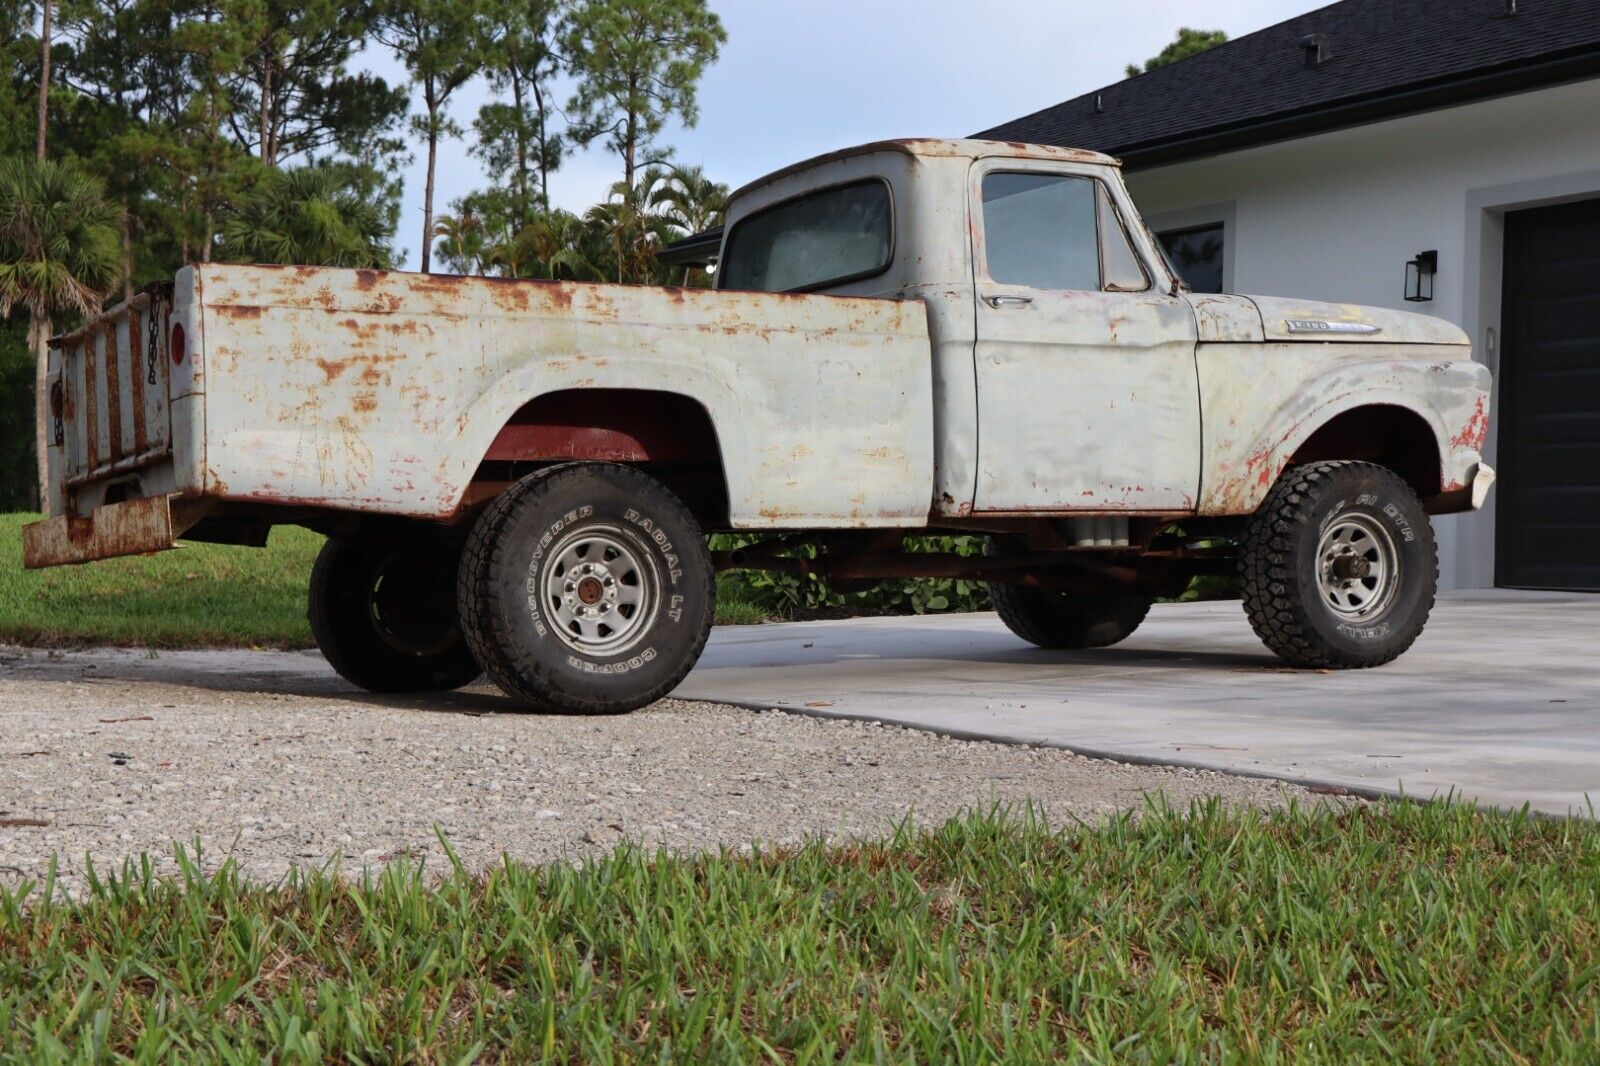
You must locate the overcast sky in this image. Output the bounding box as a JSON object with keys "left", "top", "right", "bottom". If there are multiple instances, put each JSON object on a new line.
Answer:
{"left": 359, "top": 1, "right": 1321, "bottom": 268}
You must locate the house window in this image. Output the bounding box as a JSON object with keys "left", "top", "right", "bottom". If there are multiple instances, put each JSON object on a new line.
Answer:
{"left": 1158, "top": 223, "right": 1226, "bottom": 293}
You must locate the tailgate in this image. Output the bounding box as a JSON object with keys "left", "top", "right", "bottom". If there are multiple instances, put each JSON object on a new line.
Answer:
{"left": 48, "top": 285, "right": 176, "bottom": 493}
{"left": 26, "top": 283, "right": 201, "bottom": 569}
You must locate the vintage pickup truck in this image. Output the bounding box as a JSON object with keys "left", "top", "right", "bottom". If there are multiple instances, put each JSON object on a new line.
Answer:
{"left": 28, "top": 138, "right": 1494, "bottom": 713}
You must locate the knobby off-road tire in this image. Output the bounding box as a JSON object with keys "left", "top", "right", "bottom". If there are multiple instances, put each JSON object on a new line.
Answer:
{"left": 985, "top": 539, "right": 1153, "bottom": 649}
{"left": 457, "top": 463, "right": 715, "bottom": 714}
{"left": 1239, "top": 460, "right": 1438, "bottom": 669}
{"left": 307, "top": 535, "right": 482, "bottom": 693}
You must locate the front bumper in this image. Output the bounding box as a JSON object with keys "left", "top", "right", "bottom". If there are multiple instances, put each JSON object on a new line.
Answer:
{"left": 1471, "top": 463, "right": 1497, "bottom": 510}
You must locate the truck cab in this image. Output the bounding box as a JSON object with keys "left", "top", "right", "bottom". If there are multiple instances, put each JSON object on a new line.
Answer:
{"left": 713, "top": 138, "right": 1491, "bottom": 523}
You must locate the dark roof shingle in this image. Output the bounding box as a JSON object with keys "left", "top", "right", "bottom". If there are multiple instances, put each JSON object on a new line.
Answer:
{"left": 976, "top": 0, "right": 1600, "bottom": 168}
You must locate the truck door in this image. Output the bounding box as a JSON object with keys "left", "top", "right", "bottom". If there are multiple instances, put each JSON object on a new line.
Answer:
{"left": 969, "top": 162, "right": 1200, "bottom": 512}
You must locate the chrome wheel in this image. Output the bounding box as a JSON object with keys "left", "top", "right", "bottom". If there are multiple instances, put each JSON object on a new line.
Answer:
{"left": 533, "top": 526, "right": 659, "bottom": 655}
{"left": 1316, "top": 512, "right": 1399, "bottom": 620}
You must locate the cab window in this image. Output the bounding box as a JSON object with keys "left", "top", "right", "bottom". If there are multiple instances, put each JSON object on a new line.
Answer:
{"left": 981, "top": 172, "right": 1150, "bottom": 293}
{"left": 719, "top": 180, "right": 892, "bottom": 293}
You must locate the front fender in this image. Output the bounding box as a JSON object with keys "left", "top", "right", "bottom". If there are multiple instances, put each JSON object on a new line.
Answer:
{"left": 1197, "top": 343, "right": 1491, "bottom": 515}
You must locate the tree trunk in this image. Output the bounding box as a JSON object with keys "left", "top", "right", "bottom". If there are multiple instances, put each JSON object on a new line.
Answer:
{"left": 31, "top": 312, "right": 53, "bottom": 509}
{"left": 122, "top": 210, "right": 134, "bottom": 300}
{"left": 533, "top": 77, "right": 551, "bottom": 209}
{"left": 36, "top": 0, "right": 51, "bottom": 159}
{"left": 259, "top": 58, "right": 273, "bottom": 163}
{"left": 623, "top": 110, "right": 636, "bottom": 195}
{"left": 422, "top": 98, "right": 438, "bottom": 274}
{"left": 510, "top": 68, "right": 529, "bottom": 229}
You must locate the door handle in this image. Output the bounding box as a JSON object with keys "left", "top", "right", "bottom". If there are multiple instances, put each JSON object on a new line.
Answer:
{"left": 984, "top": 294, "right": 1033, "bottom": 308}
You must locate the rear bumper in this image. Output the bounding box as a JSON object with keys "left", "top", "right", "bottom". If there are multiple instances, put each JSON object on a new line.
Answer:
{"left": 23, "top": 495, "right": 182, "bottom": 569}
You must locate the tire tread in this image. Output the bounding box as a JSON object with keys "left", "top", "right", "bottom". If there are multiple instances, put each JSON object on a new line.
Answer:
{"left": 1238, "top": 460, "right": 1437, "bottom": 669}
{"left": 456, "top": 464, "right": 715, "bottom": 714}
{"left": 307, "top": 537, "right": 481, "bottom": 693}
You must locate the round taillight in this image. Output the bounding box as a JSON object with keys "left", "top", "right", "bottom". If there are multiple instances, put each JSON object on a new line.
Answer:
{"left": 170, "top": 321, "right": 186, "bottom": 366}
{"left": 49, "top": 381, "right": 64, "bottom": 418}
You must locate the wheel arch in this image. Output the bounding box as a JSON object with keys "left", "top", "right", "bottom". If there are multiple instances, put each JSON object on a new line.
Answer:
{"left": 465, "top": 387, "right": 733, "bottom": 527}
{"left": 1202, "top": 388, "right": 1454, "bottom": 515}
{"left": 1287, "top": 404, "right": 1443, "bottom": 500}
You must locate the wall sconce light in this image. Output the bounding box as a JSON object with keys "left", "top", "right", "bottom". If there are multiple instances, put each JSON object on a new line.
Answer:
{"left": 1405, "top": 250, "right": 1437, "bottom": 302}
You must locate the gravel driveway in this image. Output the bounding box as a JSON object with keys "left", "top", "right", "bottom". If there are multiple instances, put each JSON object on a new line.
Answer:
{"left": 2, "top": 645, "right": 1325, "bottom": 895}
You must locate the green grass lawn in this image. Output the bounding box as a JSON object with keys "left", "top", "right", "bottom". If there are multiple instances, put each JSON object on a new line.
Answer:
{"left": 0, "top": 513, "right": 770, "bottom": 648}
{"left": 0, "top": 513, "right": 325, "bottom": 648}
{"left": 2, "top": 801, "right": 1597, "bottom": 1062}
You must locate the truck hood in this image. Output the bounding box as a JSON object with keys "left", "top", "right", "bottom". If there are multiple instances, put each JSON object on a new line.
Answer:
{"left": 1249, "top": 295, "right": 1469, "bottom": 346}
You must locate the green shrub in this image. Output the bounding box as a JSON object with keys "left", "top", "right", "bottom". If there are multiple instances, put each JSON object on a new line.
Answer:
{"left": 711, "top": 534, "right": 992, "bottom": 618}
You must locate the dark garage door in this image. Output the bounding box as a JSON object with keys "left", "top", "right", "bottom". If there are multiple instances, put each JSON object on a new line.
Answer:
{"left": 1498, "top": 198, "right": 1600, "bottom": 590}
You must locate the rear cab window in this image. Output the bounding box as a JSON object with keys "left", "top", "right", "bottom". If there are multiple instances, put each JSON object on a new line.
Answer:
{"left": 718, "top": 180, "right": 893, "bottom": 293}
{"left": 979, "top": 171, "right": 1151, "bottom": 293}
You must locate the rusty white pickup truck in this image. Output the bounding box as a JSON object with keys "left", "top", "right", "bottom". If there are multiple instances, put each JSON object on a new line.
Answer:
{"left": 28, "top": 139, "right": 1494, "bottom": 713}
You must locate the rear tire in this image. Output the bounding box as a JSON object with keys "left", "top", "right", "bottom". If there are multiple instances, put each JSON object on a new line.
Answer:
{"left": 985, "top": 539, "right": 1153, "bottom": 649}
{"left": 308, "top": 535, "right": 482, "bottom": 693}
{"left": 457, "top": 463, "right": 715, "bottom": 714}
{"left": 1239, "top": 460, "right": 1437, "bottom": 669}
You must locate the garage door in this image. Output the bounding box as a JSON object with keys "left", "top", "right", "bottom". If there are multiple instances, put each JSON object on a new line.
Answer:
{"left": 1498, "top": 198, "right": 1600, "bottom": 590}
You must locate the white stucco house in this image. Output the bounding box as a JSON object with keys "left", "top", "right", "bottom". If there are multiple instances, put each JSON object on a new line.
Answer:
{"left": 979, "top": 0, "right": 1600, "bottom": 592}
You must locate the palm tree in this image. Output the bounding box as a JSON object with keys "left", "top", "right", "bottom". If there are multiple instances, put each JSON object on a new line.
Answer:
{"left": 655, "top": 164, "right": 728, "bottom": 235}
{"left": 218, "top": 166, "right": 394, "bottom": 269}
{"left": 484, "top": 210, "right": 602, "bottom": 282}
{"left": 433, "top": 210, "right": 488, "bottom": 274}
{"left": 586, "top": 168, "right": 678, "bottom": 284}
{"left": 654, "top": 164, "right": 728, "bottom": 284}
{"left": 0, "top": 157, "right": 121, "bottom": 504}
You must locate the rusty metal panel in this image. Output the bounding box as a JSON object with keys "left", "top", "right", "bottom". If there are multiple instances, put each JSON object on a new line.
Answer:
{"left": 194, "top": 264, "right": 935, "bottom": 527}
{"left": 1196, "top": 339, "right": 1492, "bottom": 515}
{"left": 82, "top": 335, "right": 100, "bottom": 471}
{"left": 103, "top": 320, "right": 123, "bottom": 461}
{"left": 37, "top": 289, "right": 183, "bottom": 525}
{"left": 964, "top": 155, "right": 1201, "bottom": 512}
{"left": 720, "top": 146, "right": 984, "bottom": 519}
{"left": 1186, "top": 293, "right": 1263, "bottom": 343}
{"left": 726, "top": 138, "right": 1120, "bottom": 204}
{"left": 127, "top": 305, "right": 147, "bottom": 454}
{"left": 22, "top": 494, "right": 176, "bottom": 568}
{"left": 972, "top": 286, "right": 1201, "bottom": 511}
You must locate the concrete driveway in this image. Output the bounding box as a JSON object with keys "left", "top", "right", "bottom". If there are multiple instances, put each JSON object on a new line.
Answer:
{"left": 679, "top": 591, "right": 1600, "bottom": 816}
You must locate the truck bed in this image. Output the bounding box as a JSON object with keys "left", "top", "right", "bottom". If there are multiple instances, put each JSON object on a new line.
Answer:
{"left": 27, "top": 264, "right": 934, "bottom": 568}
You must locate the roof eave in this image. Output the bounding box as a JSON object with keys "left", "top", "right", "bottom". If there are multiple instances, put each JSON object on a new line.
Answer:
{"left": 1107, "top": 46, "right": 1600, "bottom": 171}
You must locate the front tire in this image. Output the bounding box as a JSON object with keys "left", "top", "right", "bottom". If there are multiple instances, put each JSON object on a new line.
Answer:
{"left": 1239, "top": 460, "right": 1437, "bottom": 669}
{"left": 457, "top": 463, "right": 715, "bottom": 714}
{"left": 308, "top": 535, "right": 482, "bottom": 693}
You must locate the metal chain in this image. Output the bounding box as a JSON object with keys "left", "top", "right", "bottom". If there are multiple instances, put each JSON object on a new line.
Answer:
{"left": 146, "top": 300, "right": 160, "bottom": 386}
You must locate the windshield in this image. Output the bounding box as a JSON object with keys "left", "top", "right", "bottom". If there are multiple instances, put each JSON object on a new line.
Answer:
{"left": 719, "top": 180, "right": 892, "bottom": 293}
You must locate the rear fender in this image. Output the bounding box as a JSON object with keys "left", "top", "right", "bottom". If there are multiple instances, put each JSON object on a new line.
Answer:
{"left": 445, "top": 357, "right": 746, "bottom": 514}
